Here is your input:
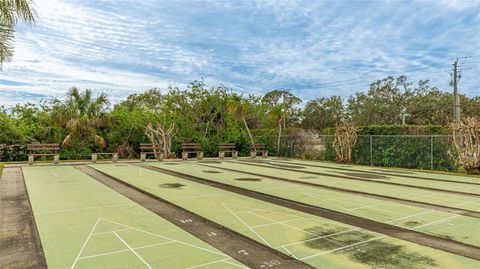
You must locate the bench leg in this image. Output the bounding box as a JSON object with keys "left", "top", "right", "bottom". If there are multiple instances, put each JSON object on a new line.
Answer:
{"left": 219, "top": 151, "right": 224, "bottom": 160}
{"left": 53, "top": 155, "right": 59, "bottom": 164}
{"left": 140, "top": 153, "right": 146, "bottom": 162}
{"left": 232, "top": 151, "right": 238, "bottom": 159}
{"left": 250, "top": 151, "right": 256, "bottom": 158}
{"left": 197, "top": 151, "right": 203, "bottom": 160}
{"left": 262, "top": 150, "right": 268, "bottom": 158}
{"left": 112, "top": 153, "right": 118, "bottom": 163}
{"left": 182, "top": 152, "right": 188, "bottom": 160}
{"left": 157, "top": 153, "right": 163, "bottom": 161}
{"left": 92, "top": 154, "right": 97, "bottom": 163}
{"left": 28, "top": 155, "right": 34, "bottom": 165}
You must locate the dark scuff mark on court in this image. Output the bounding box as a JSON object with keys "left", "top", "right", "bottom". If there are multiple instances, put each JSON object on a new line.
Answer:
{"left": 202, "top": 170, "right": 223, "bottom": 174}
{"left": 303, "top": 226, "right": 436, "bottom": 269}
{"left": 159, "top": 183, "right": 186, "bottom": 189}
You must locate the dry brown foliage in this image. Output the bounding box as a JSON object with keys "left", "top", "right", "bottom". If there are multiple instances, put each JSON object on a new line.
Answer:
{"left": 333, "top": 122, "right": 358, "bottom": 164}
{"left": 451, "top": 117, "right": 480, "bottom": 174}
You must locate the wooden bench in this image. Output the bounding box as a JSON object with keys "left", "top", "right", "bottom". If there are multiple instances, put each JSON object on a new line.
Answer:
{"left": 27, "top": 143, "right": 60, "bottom": 165}
{"left": 91, "top": 152, "right": 118, "bottom": 163}
{"left": 181, "top": 143, "right": 203, "bottom": 160}
{"left": 250, "top": 144, "right": 268, "bottom": 158}
{"left": 140, "top": 143, "right": 163, "bottom": 161}
{"left": 218, "top": 143, "right": 238, "bottom": 159}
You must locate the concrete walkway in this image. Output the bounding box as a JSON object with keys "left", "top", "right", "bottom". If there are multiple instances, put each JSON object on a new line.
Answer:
{"left": 0, "top": 167, "right": 46, "bottom": 269}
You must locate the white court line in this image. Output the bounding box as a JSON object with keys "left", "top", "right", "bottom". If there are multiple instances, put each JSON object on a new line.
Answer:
{"left": 349, "top": 202, "right": 385, "bottom": 211}
{"left": 281, "top": 246, "right": 298, "bottom": 259}
{"left": 248, "top": 211, "right": 345, "bottom": 248}
{"left": 92, "top": 227, "right": 133, "bottom": 235}
{"left": 412, "top": 215, "right": 460, "bottom": 229}
{"left": 302, "top": 192, "right": 371, "bottom": 219}
{"left": 385, "top": 210, "right": 433, "bottom": 223}
{"left": 170, "top": 192, "right": 226, "bottom": 201}
{"left": 114, "top": 231, "right": 153, "bottom": 269}
{"left": 221, "top": 203, "right": 273, "bottom": 248}
{"left": 186, "top": 258, "right": 233, "bottom": 269}
{"left": 251, "top": 217, "right": 305, "bottom": 228}
{"left": 277, "top": 227, "right": 361, "bottom": 249}
{"left": 259, "top": 185, "right": 303, "bottom": 191}
{"left": 101, "top": 218, "right": 228, "bottom": 257}
{"left": 27, "top": 181, "right": 91, "bottom": 188}
{"left": 50, "top": 169, "right": 58, "bottom": 177}
{"left": 222, "top": 259, "right": 249, "bottom": 269}
{"left": 301, "top": 235, "right": 386, "bottom": 260}
{"left": 35, "top": 203, "right": 132, "bottom": 215}
{"left": 70, "top": 218, "right": 100, "bottom": 269}
{"left": 78, "top": 241, "right": 176, "bottom": 260}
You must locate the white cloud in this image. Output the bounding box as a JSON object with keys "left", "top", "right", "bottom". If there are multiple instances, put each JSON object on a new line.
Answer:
{"left": 0, "top": 0, "right": 479, "bottom": 106}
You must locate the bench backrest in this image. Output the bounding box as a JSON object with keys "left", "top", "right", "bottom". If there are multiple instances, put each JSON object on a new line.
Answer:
{"left": 218, "top": 143, "right": 236, "bottom": 150}
{"left": 251, "top": 144, "right": 266, "bottom": 150}
{"left": 27, "top": 143, "right": 59, "bottom": 155}
{"left": 140, "top": 143, "right": 162, "bottom": 152}
{"left": 181, "top": 143, "right": 202, "bottom": 151}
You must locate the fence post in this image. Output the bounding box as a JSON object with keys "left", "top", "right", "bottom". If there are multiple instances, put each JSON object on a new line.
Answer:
{"left": 370, "top": 136, "right": 373, "bottom": 166}
{"left": 430, "top": 135, "right": 434, "bottom": 170}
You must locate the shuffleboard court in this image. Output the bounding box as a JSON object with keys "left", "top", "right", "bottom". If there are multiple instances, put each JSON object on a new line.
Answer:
{"left": 272, "top": 158, "right": 480, "bottom": 185}
{"left": 22, "top": 166, "right": 246, "bottom": 269}
{"left": 249, "top": 160, "right": 480, "bottom": 194}
{"left": 91, "top": 163, "right": 480, "bottom": 269}
{"left": 148, "top": 161, "right": 480, "bottom": 247}
{"left": 216, "top": 161, "right": 480, "bottom": 212}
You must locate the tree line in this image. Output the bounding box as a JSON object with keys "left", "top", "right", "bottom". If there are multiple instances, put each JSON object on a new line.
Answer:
{"left": 1, "top": 76, "right": 479, "bottom": 161}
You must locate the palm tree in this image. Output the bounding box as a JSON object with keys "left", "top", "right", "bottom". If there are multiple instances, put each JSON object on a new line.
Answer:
{"left": 267, "top": 104, "right": 284, "bottom": 153}
{"left": 51, "top": 87, "right": 110, "bottom": 149}
{"left": 227, "top": 94, "right": 256, "bottom": 151}
{"left": 0, "top": 0, "right": 37, "bottom": 66}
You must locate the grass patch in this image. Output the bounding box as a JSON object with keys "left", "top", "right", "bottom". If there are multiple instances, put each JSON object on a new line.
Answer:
{"left": 159, "top": 183, "right": 185, "bottom": 189}
{"left": 303, "top": 226, "right": 436, "bottom": 269}
{"left": 0, "top": 163, "right": 3, "bottom": 178}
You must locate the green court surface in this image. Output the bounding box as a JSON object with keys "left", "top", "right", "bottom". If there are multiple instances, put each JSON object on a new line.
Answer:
{"left": 148, "top": 161, "right": 480, "bottom": 247}
{"left": 247, "top": 159, "right": 480, "bottom": 195}
{"left": 275, "top": 158, "right": 480, "bottom": 185}
{"left": 22, "top": 166, "right": 246, "bottom": 269}
{"left": 215, "top": 161, "right": 480, "bottom": 212}
{"left": 91, "top": 163, "right": 480, "bottom": 269}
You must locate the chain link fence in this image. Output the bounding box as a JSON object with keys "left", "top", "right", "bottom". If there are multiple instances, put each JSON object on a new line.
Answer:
{"left": 267, "top": 134, "right": 458, "bottom": 172}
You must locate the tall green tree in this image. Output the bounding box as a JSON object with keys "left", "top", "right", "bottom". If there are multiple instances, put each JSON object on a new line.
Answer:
{"left": 302, "top": 96, "right": 344, "bottom": 131}
{"left": 267, "top": 104, "right": 284, "bottom": 152}
{"left": 227, "top": 94, "right": 256, "bottom": 150}
{"left": 0, "top": 0, "right": 36, "bottom": 66}
{"left": 50, "top": 87, "right": 110, "bottom": 149}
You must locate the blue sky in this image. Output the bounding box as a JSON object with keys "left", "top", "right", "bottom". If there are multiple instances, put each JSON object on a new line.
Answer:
{"left": 0, "top": 0, "right": 479, "bottom": 106}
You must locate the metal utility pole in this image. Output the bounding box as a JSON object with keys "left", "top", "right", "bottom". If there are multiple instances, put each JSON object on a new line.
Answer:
{"left": 452, "top": 58, "right": 460, "bottom": 123}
